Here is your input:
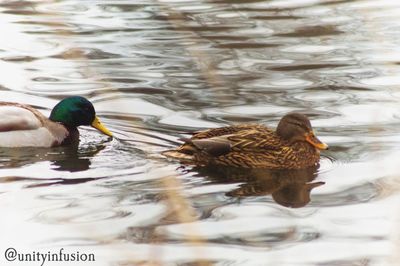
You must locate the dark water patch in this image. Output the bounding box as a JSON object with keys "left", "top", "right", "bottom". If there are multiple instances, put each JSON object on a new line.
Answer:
{"left": 52, "top": 48, "right": 121, "bottom": 60}
{"left": 317, "top": 258, "right": 373, "bottom": 266}
{"left": 270, "top": 63, "right": 351, "bottom": 71}
{"left": 32, "top": 76, "right": 60, "bottom": 82}
{"left": 2, "top": 9, "right": 52, "bottom": 16}
{"left": 16, "top": 20, "right": 69, "bottom": 28}
{"left": 54, "top": 28, "right": 146, "bottom": 36}
{"left": 276, "top": 25, "right": 344, "bottom": 37}
{"left": 252, "top": 14, "right": 304, "bottom": 20}
{"left": 11, "top": 177, "right": 104, "bottom": 188}
{"left": 222, "top": 6, "right": 295, "bottom": 12}
{"left": 214, "top": 0, "right": 270, "bottom": 3}
{"left": 1, "top": 55, "right": 38, "bottom": 62}
{"left": 206, "top": 115, "right": 261, "bottom": 123}
{"left": 116, "top": 87, "right": 174, "bottom": 95}
{"left": 177, "top": 26, "right": 248, "bottom": 33}
{"left": 200, "top": 35, "right": 251, "bottom": 41}
{"left": 100, "top": 78, "right": 143, "bottom": 84}
{"left": 99, "top": 4, "right": 147, "bottom": 13}
{"left": 216, "top": 42, "right": 280, "bottom": 49}
{"left": 0, "top": 1, "right": 38, "bottom": 8}
{"left": 305, "top": 85, "right": 374, "bottom": 92}
{"left": 317, "top": 0, "right": 360, "bottom": 7}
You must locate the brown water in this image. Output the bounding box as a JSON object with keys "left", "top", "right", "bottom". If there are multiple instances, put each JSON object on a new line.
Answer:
{"left": 1, "top": 0, "right": 400, "bottom": 265}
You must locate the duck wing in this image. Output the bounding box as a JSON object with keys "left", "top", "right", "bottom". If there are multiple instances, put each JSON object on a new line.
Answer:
{"left": 228, "top": 129, "right": 283, "bottom": 152}
{"left": 189, "top": 127, "right": 282, "bottom": 157}
{"left": 0, "top": 103, "right": 69, "bottom": 147}
{"left": 189, "top": 136, "right": 232, "bottom": 157}
{"left": 0, "top": 104, "right": 43, "bottom": 131}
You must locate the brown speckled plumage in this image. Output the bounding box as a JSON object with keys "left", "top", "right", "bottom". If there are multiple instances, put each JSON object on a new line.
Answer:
{"left": 163, "top": 113, "right": 328, "bottom": 169}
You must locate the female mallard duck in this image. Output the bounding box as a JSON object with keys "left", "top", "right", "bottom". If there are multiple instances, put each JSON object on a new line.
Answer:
{"left": 163, "top": 112, "right": 328, "bottom": 169}
{"left": 0, "top": 96, "right": 112, "bottom": 147}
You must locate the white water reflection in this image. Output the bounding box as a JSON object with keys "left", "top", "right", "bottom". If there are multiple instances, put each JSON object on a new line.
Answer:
{"left": 0, "top": 0, "right": 400, "bottom": 265}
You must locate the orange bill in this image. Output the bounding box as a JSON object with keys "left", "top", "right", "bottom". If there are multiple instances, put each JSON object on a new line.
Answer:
{"left": 305, "top": 131, "right": 328, "bottom": 150}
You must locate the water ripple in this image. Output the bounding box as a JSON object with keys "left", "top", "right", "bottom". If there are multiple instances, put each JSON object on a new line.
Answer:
{"left": 1, "top": 0, "right": 400, "bottom": 265}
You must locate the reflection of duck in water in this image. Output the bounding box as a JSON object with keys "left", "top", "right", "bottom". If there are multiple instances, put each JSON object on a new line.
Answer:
{"left": 163, "top": 113, "right": 328, "bottom": 169}
{"left": 193, "top": 165, "right": 324, "bottom": 208}
{"left": 0, "top": 139, "right": 107, "bottom": 171}
{"left": 0, "top": 142, "right": 107, "bottom": 187}
{"left": 0, "top": 96, "right": 112, "bottom": 147}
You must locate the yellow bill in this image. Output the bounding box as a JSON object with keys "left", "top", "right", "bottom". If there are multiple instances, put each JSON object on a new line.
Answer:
{"left": 91, "top": 116, "right": 113, "bottom": 137}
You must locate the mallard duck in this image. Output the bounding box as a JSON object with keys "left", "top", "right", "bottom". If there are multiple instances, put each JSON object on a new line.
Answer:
{"left": 163, "top": 112, "right": 328, "bottom": 169}
{"left": 0, "top": 96, "right": 112, "bottom": 147}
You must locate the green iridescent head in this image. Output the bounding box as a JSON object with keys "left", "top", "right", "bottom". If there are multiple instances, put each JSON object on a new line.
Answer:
{"left": 49, "top": 96, "right": 112, "bottom": 137}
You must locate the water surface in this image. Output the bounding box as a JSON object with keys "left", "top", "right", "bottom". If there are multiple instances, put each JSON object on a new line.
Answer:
{"left": 1, "top": 0, "right": 400, "bottom": 265}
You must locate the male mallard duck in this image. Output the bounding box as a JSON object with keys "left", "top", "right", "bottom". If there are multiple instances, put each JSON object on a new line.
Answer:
{"left": 0, "top": 96, "right": 112, "bottom": 147}
{"left": 163, "top": 112, "right": 328, "bottom": 169}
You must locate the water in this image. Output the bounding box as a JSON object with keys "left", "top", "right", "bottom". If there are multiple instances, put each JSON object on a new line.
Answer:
{"left": 1, "top": 0, "right": 400, "bottom": 265}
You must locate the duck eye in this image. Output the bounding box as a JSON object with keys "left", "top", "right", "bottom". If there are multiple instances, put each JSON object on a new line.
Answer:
{"left": 291, "top": 121, "right": 307, "bottom": 130}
